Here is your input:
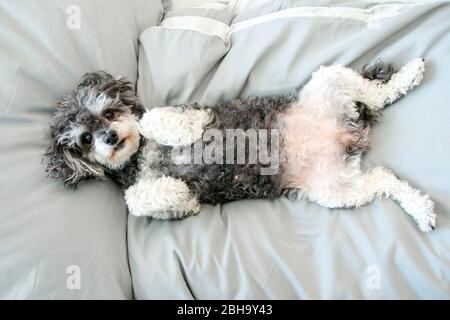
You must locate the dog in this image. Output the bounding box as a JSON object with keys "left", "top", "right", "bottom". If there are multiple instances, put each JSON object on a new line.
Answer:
{"left": 45, "top": 58, "right": 436, "bottom": 232}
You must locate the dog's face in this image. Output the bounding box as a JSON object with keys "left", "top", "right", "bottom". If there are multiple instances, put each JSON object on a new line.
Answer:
{"left": 46, "top": 72, "right": 145, "bottom": 186}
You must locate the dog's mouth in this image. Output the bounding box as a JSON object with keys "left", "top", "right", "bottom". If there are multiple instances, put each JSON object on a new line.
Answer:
{"left": 114, "top": 138, "right": 127, "bottom": 152}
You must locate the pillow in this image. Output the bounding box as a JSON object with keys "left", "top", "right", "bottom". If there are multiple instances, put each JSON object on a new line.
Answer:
{"left": 137, "top": 5, "right": 235, "bottom": 107}
{"left": 0, "top": 0, "right": 163, "bottom": 299}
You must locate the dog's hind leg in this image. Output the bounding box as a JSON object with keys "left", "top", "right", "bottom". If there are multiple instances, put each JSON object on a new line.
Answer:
{"left": 140, "top": 106, "right": 212, "bottom": 147}
{"left": 306, "top": 166, "right": 436, "bottom": 232}
{"left": 360, "top": 58, "right": 426, "bottom": 110}
{"left": 302, "top": 58, "right": 425, "bottom": 114}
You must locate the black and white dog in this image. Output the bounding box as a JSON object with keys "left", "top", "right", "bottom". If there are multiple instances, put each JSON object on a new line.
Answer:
{"left": 46, "top": 59, "right": 436, "bottom": 232}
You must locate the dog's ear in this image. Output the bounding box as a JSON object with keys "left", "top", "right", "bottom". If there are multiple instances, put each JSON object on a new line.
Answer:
{"left": 78, "top": 71, "right": 145, "bottom": 119}
{"left": 45, "top": 142, "right": 105, "bottom": 187}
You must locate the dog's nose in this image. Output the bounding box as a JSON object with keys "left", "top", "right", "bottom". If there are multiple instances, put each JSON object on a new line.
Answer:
{"left": 103, "top": 130, "right": 119, "bottom": 145}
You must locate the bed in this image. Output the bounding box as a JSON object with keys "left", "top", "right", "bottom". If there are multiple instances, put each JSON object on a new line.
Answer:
{"left": 0, "top": 0, "right": 448, "bottom": 299}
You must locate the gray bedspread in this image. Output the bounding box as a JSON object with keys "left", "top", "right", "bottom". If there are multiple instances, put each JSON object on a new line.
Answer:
{"left": 130, "top": 0, "right": 450, "bottom": 299}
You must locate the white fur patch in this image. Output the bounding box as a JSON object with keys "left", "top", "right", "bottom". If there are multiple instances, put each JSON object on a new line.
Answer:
{"left": 125, "top": 174, "right": 201, "bottom": 219}
{"left": 140, "top": 107, "right": 212, "bottom": 147}
{"left": 86, "top": 92, "right": 114, "bottom": 115}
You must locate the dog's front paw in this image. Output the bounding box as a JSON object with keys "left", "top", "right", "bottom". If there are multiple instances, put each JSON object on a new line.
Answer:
{"left": 169, "top": 205, "right": 202, "bottom": 221}
{"left": 124, "top": 175, "right": 202, "bottom": 220}
{"left": 168, "top": 198, "right": 202, "bottom": 220}
{"left": 126, "top": 201, "right": 202, "bottom": 220}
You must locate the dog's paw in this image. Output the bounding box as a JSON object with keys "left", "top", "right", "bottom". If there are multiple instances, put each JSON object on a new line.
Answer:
{"left": 177, "top": 198, "right": 202, "bottom": 219}
{"left": 169, "top": 205, "right": 202, "bottom": 221}
{"left": 124, "top": 175, "right": 202, "bottom": 219}
{"left": 406, "top": 193, "right": 436, "bottom": 232}
{"left": 417, "top": 210, "right": 436, "bottom": 233}
{"left": 395, "top": 58, "right": 426, "bottom": 92}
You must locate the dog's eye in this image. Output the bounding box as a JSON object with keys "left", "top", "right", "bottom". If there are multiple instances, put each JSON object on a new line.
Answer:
{"left": 104, "top": 111, "right": 115, "bottom": 121}
{"left": 80, "top": 132, "right": 93, "bottom": 146}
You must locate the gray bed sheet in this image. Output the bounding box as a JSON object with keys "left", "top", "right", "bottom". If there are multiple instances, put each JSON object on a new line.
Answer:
{"left": 0, "top": 0, "right": 163, "bottom": 299}
{"left": 131, "top": 0, "right": 450, "bottom": 299}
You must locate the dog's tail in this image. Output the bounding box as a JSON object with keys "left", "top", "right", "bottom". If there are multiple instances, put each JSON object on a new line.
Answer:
{"left": 356, "top": 59, "right": 396, "bottom": 125}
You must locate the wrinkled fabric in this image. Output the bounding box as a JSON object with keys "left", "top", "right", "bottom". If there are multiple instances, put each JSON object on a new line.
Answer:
{"left": 131, "top": 0, "right": 450, "bottom": 299}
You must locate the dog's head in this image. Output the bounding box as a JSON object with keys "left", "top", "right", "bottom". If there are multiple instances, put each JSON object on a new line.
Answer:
{"left": 45, "top": 71, "right": 145, "bottom": 186}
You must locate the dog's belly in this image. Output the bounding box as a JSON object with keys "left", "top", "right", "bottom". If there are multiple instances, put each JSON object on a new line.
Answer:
{"left": 281, "top": 101, "right": 371, "bottom": 193}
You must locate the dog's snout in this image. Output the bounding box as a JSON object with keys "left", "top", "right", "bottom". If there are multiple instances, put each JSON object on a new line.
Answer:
{"left": 103, "top": 130, "right": 119, "bottom": 145}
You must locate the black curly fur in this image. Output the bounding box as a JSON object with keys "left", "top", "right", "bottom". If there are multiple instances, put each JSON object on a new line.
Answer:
{"left": 146, "top": 95, "right": 297, "bottom": 204}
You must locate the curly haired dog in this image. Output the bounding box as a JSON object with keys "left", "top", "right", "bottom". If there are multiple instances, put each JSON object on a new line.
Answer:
{"left": 46, "top": 58, "right": 436, "bottom": 232}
